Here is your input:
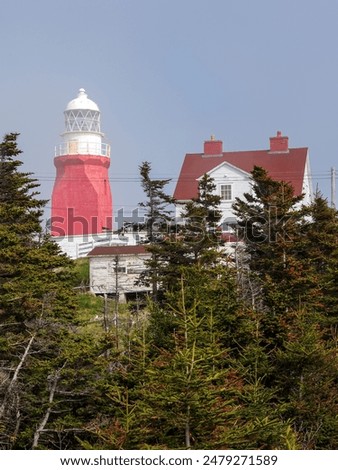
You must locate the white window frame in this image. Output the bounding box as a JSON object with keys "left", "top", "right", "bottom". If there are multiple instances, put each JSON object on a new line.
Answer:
{"left": 220, "top": 184, "right": 232, "bottom": 201}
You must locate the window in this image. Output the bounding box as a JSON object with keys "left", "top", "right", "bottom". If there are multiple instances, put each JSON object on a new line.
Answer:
{"left": 113, "top": 266, "right": 127, "bottom": 274}
{"left": 109, "top": 261, "right": 127, "bottom": 274}
{"left": 220, "top": 184, "right": 232, "bottom": 201}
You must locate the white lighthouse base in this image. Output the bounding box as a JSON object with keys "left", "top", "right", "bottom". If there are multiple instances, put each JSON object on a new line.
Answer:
{"left": 52, "top": 232, "right": 146, "bottom": 259}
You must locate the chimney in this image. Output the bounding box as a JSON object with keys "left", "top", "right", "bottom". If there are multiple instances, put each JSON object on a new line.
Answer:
{"left": 269, "top": 131, "right": 289, "bottom": 153}
{"left": 203, "top": 135, "right": 223, "bottom": 156}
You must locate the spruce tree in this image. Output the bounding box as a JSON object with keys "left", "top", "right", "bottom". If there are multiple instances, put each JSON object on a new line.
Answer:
{"left": 232, "top": 168, "right": 338, "bottom": 449}
{"left": 138, "top": 161, "right": 174, "bottom": 300}
{"left": 145, "top": 173, "right": 225, "bottom": 295}
{"left": 272, "top": 308, "right": 338, "bottom": 449}
{"left": 0, "top": 133, "right": 77, "bottom": 448}
{"left": 225, "top": 307, "right": 298, "bottom": 449}
{"left": 232, "top": 166, "right": 321, "bottom": 338}
{"left": 299, "top": 193, "right": 338, "bottom": 331}
{"left": 178, "top": 173, "right": 223, "bottom": 265}
{"left": 140, "top": 265, "right": 238, "bottom": 449}
{"left": 139, "top": 161, "right": 174, "bottom": 242}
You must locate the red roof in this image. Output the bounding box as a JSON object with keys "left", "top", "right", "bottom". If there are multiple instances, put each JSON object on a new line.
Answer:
{"left": 88, "top": 245, "right": 148, "bottom": 257}
{"left": 174, "top": 147, "right": 308, "bottom": 200}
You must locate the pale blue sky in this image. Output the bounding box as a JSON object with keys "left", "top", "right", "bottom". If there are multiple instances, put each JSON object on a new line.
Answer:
{"left": 1, "top": 0, "right": 337, "bottom": 222}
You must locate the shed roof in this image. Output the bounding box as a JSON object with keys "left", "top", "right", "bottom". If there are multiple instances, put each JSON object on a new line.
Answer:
{"left": 88, "top": 245, "right": 148, "bottom": 257}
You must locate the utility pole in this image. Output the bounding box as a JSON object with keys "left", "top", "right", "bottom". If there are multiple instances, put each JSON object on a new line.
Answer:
{"left": 331, "top": 167, "right": 336, "bottom": 208}
{"left": 103, "top": 293, "right": 109, "bottom": 333}
{"left": 114, "top": 255, "right": 119, "bottom": 350}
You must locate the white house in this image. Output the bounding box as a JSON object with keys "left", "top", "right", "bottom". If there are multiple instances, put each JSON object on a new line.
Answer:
{"left": 174, "top": 132, "right": 313, "bottom": 228}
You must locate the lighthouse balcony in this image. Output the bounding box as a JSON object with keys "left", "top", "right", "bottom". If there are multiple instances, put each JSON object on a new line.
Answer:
{"left": 55, "top": 141, "right": 110, "bottom": 157}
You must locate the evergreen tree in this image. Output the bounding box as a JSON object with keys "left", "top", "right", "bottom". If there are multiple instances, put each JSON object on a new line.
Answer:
{"left": 299, "top": 193, "right": 338, "bottom": 331}
{"left": 224, "top": 308, "right": 298, "bottom": 449}
{"left": 0, "top": 133, "right": 77, "bottom": 448}
{"left": 77, "top": 308, "right": 152, "bottom": 450}
{"left": 232, "top": 167, "right": 338, "bottom": 449}
{"left": 272, "top": 308, "right": 338, "bottom": 449}
{"left": 177, "top": 173, "right": 224, "bottom": 265}
{"left": 232, "top": 166, "right": 321, "bottom": 338}
{"left": 138, "top": 161, "right": 174, "bottom": 300}
{"left": 140, "top": 265, "right": 238, "bottom": 449}
{"left": 146, "top": 173, "right": 225, "bottom": 295}
{"left": 139, "top": 161, "right": 174, "bottom": 242}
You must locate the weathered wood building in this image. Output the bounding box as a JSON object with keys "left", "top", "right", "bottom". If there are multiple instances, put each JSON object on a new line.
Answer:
{"left": 88, "top": 245, "right": 151, "bottom": 302}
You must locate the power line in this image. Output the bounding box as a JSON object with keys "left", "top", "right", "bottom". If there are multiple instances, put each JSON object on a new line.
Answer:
{"left": 24, "top": 171, "right": 337, "bottom": 183}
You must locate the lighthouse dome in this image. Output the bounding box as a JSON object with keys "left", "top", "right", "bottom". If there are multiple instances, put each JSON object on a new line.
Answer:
{"left": 66, "top": 88, "right": 99, "bottom": 112}
{"left": 63, "top": 88, "right": 102, "bottom": 134}
{"left": 56, "top": 88, "right": 110, "bottom": 157}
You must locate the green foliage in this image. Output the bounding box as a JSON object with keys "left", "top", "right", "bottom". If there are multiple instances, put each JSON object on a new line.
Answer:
{"left": 78, "top": 168, "right": 338, "bottom": 450}
{"left": 138, "top": 161, "right": 174, "bottom": 241}
{"left": 137, "top": 161, "right": 175, "bottom": 300}
{"left": 0, "top": 134, "right": 77, "bottom": 448}
{"left": 232, "top": 167, "right": 338, "bottom": 448}
{"left": 73, "top": 258, "right": 90, "bottom": 288}
{"left": 139, "top": 266, "right": 237, "bottom": 449}
{"left": 233, "top": 166, "right": 315, "bottom": 315}
{"left": 1, "top": 144, "right": 337, "bottom": 450}
{"left": 272, "top": 309, "right": 338, "bottom": 449}
{"left": 299, "top": 193, "right": 338, "bottom": 330}
{"left": 144, "top": 172, "right": 226, "bottom": 296}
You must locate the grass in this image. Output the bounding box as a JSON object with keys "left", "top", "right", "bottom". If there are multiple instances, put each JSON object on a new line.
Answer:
{"left": 73, "top": 258, "right": 90, "bottom": 288}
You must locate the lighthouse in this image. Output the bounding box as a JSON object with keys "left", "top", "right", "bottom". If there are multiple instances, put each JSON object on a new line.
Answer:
{"left": 51, "top": 88, "right": 113, "bottom": 256}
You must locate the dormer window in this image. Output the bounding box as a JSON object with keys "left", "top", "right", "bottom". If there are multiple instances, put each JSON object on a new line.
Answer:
{"left": 220, "top": 184, "right": 232, "bottom": 201}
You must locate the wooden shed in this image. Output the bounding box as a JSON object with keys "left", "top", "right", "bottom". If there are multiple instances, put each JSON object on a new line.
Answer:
{"left": 87, "top": 245, "right": 151, "bottom": 302}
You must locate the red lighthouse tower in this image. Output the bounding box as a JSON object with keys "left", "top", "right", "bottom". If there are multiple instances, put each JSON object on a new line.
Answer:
{"left": 51, "top": 89, "right": 113, "bottom": 240}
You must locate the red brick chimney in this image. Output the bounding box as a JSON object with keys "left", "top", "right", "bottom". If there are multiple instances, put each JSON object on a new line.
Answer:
{"left": 269, "top": 131, "right": 289, "bottom": 153}
{"left": 203, "top": 135, "right": 223, "bottom": 156}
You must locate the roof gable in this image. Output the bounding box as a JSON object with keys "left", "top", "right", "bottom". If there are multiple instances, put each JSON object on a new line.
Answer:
{"left": 202, "top": 160, "right": 251, "bottom": 180}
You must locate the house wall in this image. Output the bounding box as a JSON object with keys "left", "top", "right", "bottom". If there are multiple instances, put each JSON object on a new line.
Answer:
{"left": 207, "top": 162, "right": 251, "bottom": 224}
{"left": 89, "top": 253, "right": 151, "bottom": 297}
{"left": 175, "top": 162, "right": 251, "bottom": 225}
{"left": 302, "top": 153, "right": 313, "bottom": 206}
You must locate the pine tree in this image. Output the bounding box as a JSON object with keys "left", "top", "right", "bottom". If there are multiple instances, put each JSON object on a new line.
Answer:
{"left": 77, "top": 307, "right": 152, "bottom": 450}
{"left": 178, "top": 173, "right": 224, "bottom": 265}
{"left": 232, "top": 168, "right": 338, "bottom": 449}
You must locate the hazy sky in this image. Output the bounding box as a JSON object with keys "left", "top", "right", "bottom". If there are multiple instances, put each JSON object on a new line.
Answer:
{"left": 1, "top": 0, "right": 337, "bottom": 224}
